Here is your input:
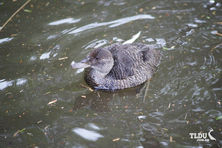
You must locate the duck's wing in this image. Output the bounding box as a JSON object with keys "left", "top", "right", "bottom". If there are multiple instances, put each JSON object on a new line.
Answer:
{"left": 107, "top": 49, "right": 135, "bottom": 79}
{"left": 133, "top": 43, "right": 161, "bottom": 68}
{"left": 106, "top": 43, "right": 161, "bottom": 80}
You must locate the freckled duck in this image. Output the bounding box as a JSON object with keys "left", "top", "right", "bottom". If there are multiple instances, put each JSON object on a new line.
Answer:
{"left": 71, "top": 43, "right": 161, "bottom": 91}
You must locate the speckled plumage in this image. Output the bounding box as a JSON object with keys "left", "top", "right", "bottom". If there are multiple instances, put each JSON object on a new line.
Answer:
{"left": 80, "top": 43, "right": 161, "bottom": 90}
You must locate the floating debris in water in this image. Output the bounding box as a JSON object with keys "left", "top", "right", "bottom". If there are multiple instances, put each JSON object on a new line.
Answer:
{"left": 27, "top": 132, "right": 33, "bottom": 136}
{"left": 168, "top": 103, "right": 171, "bottom": 109}
{"left": 112, "top": 138, "right": 120, "bottom": 142}
{"left": 58, "top": 57, "right": 68, "bottom": 60}
{"left": 162, "top": 46, "right": 175, "bottom": 51}
{"left": 44, "top": 91, "right": 51, "bottom": 95}
{"left": 81, "top": 95, "right": 86, "bottom": 99}
{"left": 80, "top": 83, "right": 93, "bottom": 92}
{"left": 139, "top": 8, "right": 144, "bottom": 13}
{"left": 216, "top": 116, "right": 222, "bottom": 120}
{"left": 24, "top": 9, "right": 32, "bottom": 13}
{"left": 47, "top": 99, "right": 57, "bottom": 105}
{"left": 216, "top": 22, "right": 222, "bottom": 25}
{"left": 37, "top": 120, "right": 42, "bottom": 124}
{"left": 13, "top": 128, "right": 26, "bottom": 137}
{"left": 123, "top": 31, "right": 141, "bottom": 45}
{"left": 216, "top": 32, "right": 222, "bottom": 37}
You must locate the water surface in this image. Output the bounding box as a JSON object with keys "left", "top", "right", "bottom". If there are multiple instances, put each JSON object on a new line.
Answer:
{"left": 0, "top": 0, "right": 222, "bottom": 147}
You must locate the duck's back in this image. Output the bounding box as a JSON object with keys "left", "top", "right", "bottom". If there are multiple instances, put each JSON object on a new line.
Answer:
{"left": 105, "top": 43, "right": 161, "bottom": 81}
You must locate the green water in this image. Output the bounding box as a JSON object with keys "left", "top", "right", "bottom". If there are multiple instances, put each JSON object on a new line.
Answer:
{"left": 0, "top": 0, "right": 222, "bottom": 147}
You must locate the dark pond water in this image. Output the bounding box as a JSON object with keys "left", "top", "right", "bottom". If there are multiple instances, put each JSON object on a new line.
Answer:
{"left": 0, "top": 0, "right": 222, "bottom": 147}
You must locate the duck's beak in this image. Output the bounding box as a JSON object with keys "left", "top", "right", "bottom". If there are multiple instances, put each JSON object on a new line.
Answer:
{"left": 71, "top": 58, "right": 91, "bottom": 69}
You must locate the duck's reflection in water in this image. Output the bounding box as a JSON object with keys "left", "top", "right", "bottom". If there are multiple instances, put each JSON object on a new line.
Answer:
{"left": 72, "top": 81, "right": 151, "bottom": 112}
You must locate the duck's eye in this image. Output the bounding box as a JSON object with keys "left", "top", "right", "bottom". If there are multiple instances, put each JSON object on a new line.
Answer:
{"left": 95, "top": 57, "right": 99, "bottom": 60}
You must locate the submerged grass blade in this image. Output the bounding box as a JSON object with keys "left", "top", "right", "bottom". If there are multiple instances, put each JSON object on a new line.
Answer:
{"left": 216, "top": 116, "right": 222, "bottom": 120}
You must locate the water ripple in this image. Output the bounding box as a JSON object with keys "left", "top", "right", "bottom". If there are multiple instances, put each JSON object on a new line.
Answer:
{"left": 48, "top": 18, "right": 81, "bottom": 26}
{"left": 84, "top": 39, "right": 108, "bottom": 49}
{"left": 40, "top": 51, "right": 51, "bottom": 60}
{"left": 0, "top": 79, "right": 13, "bottom": 91}
{"left": 72, "top": 127, "right": 104, "bottom": 141}
{"left": 0, "top": 78, "right": 28, "bottom": 91}
{"left": 68, "top": 14, "right": 154, "bottom": 34}
{"left": 0, "top": 37, "right": 13, "bottom": 44}
{"left": 16, "top": 78, "right": 27, "bottom": 86}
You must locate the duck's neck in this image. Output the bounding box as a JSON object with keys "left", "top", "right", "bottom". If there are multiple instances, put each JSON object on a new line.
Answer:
{"left": 91, "top": 69, "right": 107, "bottom": 82}
{"left": 85, "top": 69, "right": 108, "bottom": 88}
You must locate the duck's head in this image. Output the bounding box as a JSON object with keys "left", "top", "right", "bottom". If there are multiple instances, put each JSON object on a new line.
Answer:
{"left": 71, "top": 48, "right": 114, "bottom": 75}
